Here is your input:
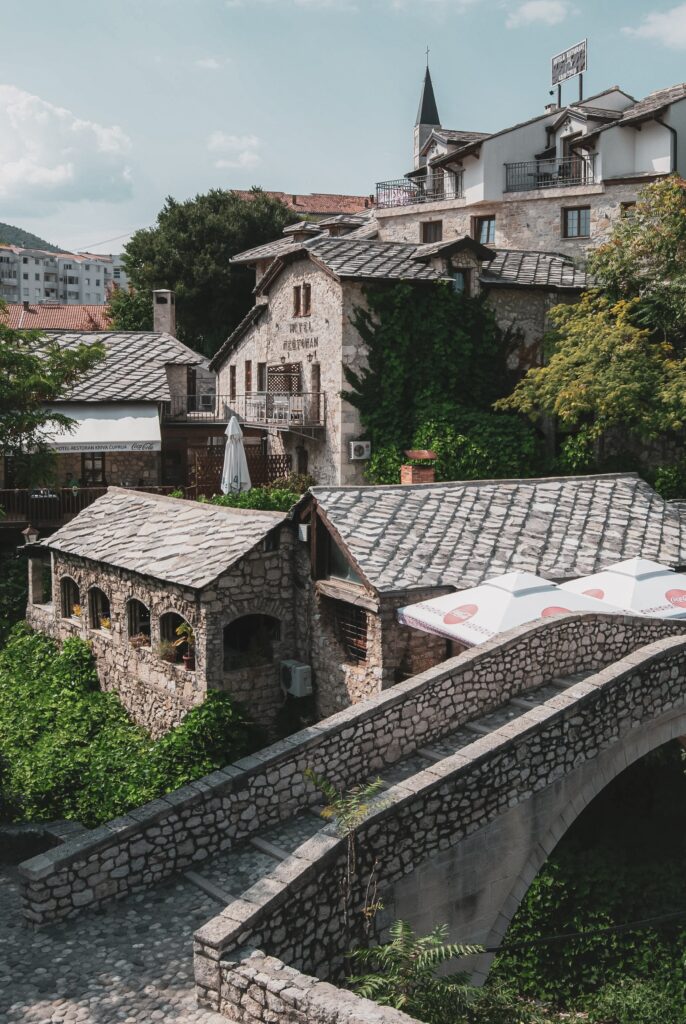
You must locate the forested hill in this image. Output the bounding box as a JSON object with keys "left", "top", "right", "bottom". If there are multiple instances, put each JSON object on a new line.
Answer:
{"left": 0, "top": 222, "right": 61, "bottom": 251}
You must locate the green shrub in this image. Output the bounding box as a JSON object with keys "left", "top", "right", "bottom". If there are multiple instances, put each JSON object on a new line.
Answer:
{"left": 414, "top": 411, "right": 541, "bottom": 482}
{"left": 651, "top": 463, "right": 686, "bottom": 500}
{"left": 0, "top": 626, "right": 259, "bottom": 826}
{"left": 207, "top": 487, "right": 301, "bottom": 512}
{"left": 582, "top": 977, "right": 686, "bottom": 1024}
{"left": 0, "top": 553, "right": 28, "bottom": 646}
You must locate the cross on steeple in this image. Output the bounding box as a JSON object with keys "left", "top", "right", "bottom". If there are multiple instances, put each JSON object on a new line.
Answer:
{"left": 425, "top": 45, "right": 430, "bottom": 67}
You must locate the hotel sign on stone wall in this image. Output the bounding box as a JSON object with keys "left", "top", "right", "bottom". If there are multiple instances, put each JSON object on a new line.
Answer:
{"left": 552, "top": 39, "right": 587, "bottom": 87}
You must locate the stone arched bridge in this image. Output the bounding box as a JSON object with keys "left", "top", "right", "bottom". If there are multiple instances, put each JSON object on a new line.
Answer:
{"left": 17, "top": 613, "right": 686, "bottom": 1023}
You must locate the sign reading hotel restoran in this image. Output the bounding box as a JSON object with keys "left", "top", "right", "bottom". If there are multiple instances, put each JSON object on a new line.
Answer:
{"left": 552, "top": 39, "right": 587, "bottom": 87}
{"left": 44, "top": 403, "right": 162, "bottom": 454}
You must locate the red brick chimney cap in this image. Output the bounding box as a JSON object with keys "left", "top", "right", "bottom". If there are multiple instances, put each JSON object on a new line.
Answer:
{"left": 403, "top": 449, "right": 437, "bottom": 461}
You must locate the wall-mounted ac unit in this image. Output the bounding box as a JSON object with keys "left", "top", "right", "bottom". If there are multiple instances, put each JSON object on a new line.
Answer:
{"left": 280, "top": 660, "right": 313, "bottom": 698}
{"left": 349, "top": 440, "right": 371, "bottom": 461}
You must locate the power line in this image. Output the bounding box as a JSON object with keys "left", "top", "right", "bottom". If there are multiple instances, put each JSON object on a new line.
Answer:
{"left": 70, "top": 228, "right": 150, "bottom": 252}
{"left": 484, "top": 907, "right": 686, "bottom": 954}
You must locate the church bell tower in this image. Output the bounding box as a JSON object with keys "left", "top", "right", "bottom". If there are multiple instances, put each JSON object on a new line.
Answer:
{"left": 414, "top": 62, "right": 441, "bottom": 170}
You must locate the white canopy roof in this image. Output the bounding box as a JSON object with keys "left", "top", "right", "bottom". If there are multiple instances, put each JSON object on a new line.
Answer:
{"left": 44, "top": 403, "right": 161, "bottom": 453}
{"left": 397, "top": 571, "right": 620, "bottom": 646}
{"left": 560, "top": 557, "right": 686, "bottom": 619}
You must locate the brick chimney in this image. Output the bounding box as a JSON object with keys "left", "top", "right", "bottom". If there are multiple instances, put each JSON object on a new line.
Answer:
{"left": 400, "top": 449, "right": 436, "bottom": 485}
{"left": 153, "top": 289, "right": 176, "bottom": 335}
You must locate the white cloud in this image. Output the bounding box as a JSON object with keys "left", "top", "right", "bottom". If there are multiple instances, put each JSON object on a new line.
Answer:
{"left": 623, "top": 3, "right": 686, "bottom": 49}
{"left": 195, "top": 56, "right": 228, "bottom": 70}
{"left": 207, "top": 131, "right": 262, "bottom": 169}
{"left": 0, "top": 84, "right": 132, "bottom": 210}
{"left": 506, "top": 0, "right": 571, "bottom": 27}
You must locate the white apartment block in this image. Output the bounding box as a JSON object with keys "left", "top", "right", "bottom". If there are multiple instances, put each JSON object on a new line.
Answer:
{"left": 0, "top": 246, "right": 128, "bottom": 305}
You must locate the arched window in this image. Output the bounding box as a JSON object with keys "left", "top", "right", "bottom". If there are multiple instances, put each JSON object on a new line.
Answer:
{"left": 60, "top": 577, "right": 80, "bottom": 620}
{"left": 159, "top": 611, "right": 190, "bottom": 663}
{"left": 127, "top": 599, "right": 151, "bottom": 647}
{"left": 223, "top": 615, "right": 281, "bottom": 671}
{"left": 88, "top": 586, "right": 111, "bottom": 631}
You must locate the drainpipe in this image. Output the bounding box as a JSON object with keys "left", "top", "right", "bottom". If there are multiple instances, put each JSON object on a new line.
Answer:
{"left": 655, "top": 117, "right": 678, "bottom": 174}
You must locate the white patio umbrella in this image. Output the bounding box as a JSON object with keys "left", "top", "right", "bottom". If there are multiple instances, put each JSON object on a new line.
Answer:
{"left": 560, "top": 557, "right": 686, "bottom": 619}
{"left": 220, "top": 416, "right": 252, "bottom": 495}
{"left": 397, "top": 571, "right": 620, "bottom": 647}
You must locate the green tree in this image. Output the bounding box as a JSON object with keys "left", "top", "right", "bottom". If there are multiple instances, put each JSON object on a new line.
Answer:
{"left": 348, "top": 920, "right": 481, "bottom": 1023}
{"left": 122, "top": 188, "right": 291, "bottom": 355}
{"left": 106, "top": 286, "right": 153, "bottom": 332}
{"left": 0, "top": 299, "right": 105, "bottom": 485}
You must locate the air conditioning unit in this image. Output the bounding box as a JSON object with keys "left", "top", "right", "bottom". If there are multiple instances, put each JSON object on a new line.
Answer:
{"left": 349, "top": 440, "right": 372, "bottom": 461}
{"left": 280, "top": 660, "right": 313, "bottom": 698}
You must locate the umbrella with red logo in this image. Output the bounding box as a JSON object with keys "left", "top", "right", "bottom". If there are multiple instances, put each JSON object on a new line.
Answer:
{"left": 397, "top": 571, "right": 618, "bottom": 647}
{"left": 560, "top": 557, "right": 686, "bottom": 619}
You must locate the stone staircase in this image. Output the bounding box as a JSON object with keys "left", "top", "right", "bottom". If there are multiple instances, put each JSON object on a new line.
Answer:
{"left": 184, "top": 670, "right": 594, "bottom": 906}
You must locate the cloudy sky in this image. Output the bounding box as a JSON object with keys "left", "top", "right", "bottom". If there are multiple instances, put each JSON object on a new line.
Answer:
{"left": 3, "top": 0, "right": 686, "bottom": 252}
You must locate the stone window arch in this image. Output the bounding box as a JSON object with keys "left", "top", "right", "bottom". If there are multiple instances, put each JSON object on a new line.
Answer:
{"left": 127, "top": 598, "right": 151, "bottom": 646}
{"left": 223, "top": 614, "right": 281, "bottom": 671}
{"left": 159, "top": 610, "right": 191, "bottom": 664}
{"left": 88, "top": 586, "right": 111, "bottom": 631}
{"left": 60, "top": 576, "right": 80, "bottom": 620}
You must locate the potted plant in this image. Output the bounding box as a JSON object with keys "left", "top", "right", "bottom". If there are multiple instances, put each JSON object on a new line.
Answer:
{"left": 130, "top": 632, "right": 150, "bottom": 650}
{"left": 99, "top": 615, "right": 111, "bottom": 631}
{"left": 72, "top": 603, "right": 82, "bottom": 619}
{"left": 174, "top": 622, "right": 196, "bottom": 671}
{"left": 158, "top": 640, "right": 177, "bottom": 664}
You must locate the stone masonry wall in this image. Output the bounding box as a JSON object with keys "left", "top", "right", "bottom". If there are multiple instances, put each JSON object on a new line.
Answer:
{"left": 195, "top": 632, "right": 686, "bottom": 1014}
{"left": 218, "top": 949, "right": 415, "bottom": 1024}
{"left": 19, "top": 613, "right": 682, "bottom": 927}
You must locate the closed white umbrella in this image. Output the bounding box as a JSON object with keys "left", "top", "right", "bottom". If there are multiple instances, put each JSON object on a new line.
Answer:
{"left": 220, "top": 416, "right": 252, "bottom": 495}
{"left": 397, "top": 571, "right": 620, "bottom": 647}
{"left": 560, "top": 557, "right": 686, "bottom": 619}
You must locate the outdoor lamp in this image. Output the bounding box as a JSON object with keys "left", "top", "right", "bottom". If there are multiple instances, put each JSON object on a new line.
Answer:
{"left": 22, "top": 524, "right": 39, "bottom": 545}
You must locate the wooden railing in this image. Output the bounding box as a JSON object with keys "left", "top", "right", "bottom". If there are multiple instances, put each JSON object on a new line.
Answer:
{"left": 0, "top": 486, "right": 186, "bottom": 527}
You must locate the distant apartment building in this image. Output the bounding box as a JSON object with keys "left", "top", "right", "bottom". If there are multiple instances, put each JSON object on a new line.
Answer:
{"left": 0, "top": 246, "right": 128, "bottom": 305}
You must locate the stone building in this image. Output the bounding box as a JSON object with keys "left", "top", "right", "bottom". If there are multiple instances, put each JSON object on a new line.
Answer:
{"left": 25, "top": 488, "right": 295, "bottom": 736}
{"left": 213, "top": 232, "right": 586, "bottom": 487}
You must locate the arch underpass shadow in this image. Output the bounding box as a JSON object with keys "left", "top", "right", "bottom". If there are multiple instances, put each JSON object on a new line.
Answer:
{"left": 386, "top": 703, "right": 686, "bottom": 984}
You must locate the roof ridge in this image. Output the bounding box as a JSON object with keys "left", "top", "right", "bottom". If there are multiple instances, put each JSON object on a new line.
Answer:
{"left": 309, "top": 472, "right": 641, "bottom": 495}
{"left": 105, "top": 485, "right": 286, "bottom": 519}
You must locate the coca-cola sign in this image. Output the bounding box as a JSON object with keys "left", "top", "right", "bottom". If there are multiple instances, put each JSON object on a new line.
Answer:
{"left": 666, "top": 589, "right": 686, "bottom": 609}
{"left": 443, "top": 603, "right": 478, "bottom": 625}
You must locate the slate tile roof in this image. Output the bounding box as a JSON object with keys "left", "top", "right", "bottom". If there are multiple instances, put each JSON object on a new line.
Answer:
{"left": 231, "top": 235, "right": 304, "bottom": 265}
{"left": 311, "top": 474, "right": 686, "bottom": 594}
{"left": 1, "top": 304, "right": 111, "bottom": 331}
{"left": 45, "top": 331, "right": 204, "bottom": 403}
{"left": 582, "top": 83, "right": 686, "bottom": 143}
{"left": 480, "top": 250, "right": 588, "bottom": 290}
{"left": 306, "top": 236, "right": 440, "bottom": 281}
{"left": 42, "top": 488, "right": 287, "bottom": 589}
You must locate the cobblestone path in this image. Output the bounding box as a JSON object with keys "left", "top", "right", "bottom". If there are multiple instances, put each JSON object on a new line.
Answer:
{"left": 0, "top": 866, "right": 226, "bottom": 1024}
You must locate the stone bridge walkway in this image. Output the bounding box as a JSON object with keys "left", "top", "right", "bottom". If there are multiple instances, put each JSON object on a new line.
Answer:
{"left": 3, "top": 667, "right": 592, "bottom": 1022}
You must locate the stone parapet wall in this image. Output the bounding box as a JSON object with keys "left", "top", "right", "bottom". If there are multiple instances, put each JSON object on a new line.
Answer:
{"left": 217, "top": 949, "right": 414, "bottom": 1024}
{"left": 19, "top": 613, "right": 683, "bottom": 927}
{"left": 195, "top": 632, "right": 686, "bottom": 1014}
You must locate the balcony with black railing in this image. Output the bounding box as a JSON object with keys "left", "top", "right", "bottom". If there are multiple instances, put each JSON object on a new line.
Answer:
{"left": 161, "top": 394, "right": 232, "bottom": 423}
{"left": 505, "top": 155, "right": 597, "bottom": 193}
{"left": 376, "top": 175, "right": 464, "bottom": 209}
{"left": 234, "top": 392, "right": 326, "bottom": 430}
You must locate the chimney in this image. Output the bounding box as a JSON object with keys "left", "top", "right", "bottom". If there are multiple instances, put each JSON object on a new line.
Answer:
{"left": 152, "top": 289, "right": 176, "bottom": 335}
{"left": 400, "top": 449, "right": 436, "bottom": 485}
{"left": 544, "top": 102, "right": 559, "bottom": 114}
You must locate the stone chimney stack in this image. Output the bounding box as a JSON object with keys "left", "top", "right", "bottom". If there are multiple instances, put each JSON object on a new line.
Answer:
{"left": 153, "top": 289, "right": 176, "bottom": 335}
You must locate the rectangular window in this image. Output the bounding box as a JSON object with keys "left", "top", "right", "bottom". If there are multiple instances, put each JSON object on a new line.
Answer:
{"left": 23, "top": 273, "right": 28, "bottom": 280}
{"left": 302, "top": 281, "right": 312, "bottom": 316}
{"left": 245, "top": 360, "right": 252, "bottom": 393}
{"left": 22, "top": 257, "right": 28, "bottom": 264}
{"left": 34, "top": 273, "right": 40, "bottom": 281}
{"left": 293, "top": 285, "right": 302, "bottom": 317}
{"left": 451, "top": 269, "right": 471, "bottom": 296}
{"left": 81, "top": 453, "right": 106, "bottom": 486}
{"left": 330, "top": 600, "right": 368, "bottom": 663}
{"left": 620, "top": 201, "right": 636, "bottom": 218}
{"left": 257, "top": 362, "right": 267, "bottom": 391}
{"left": 229, "top": 365, "right": 237, "bottom": 401}
{"left": 420, "top": 220, "right": 443, "bottom": 244}
{"left": 474, "top": 216, "right": 496, "bottom": 245}
{"left": 562, "top": 206, "right": 591, "bottom": 238}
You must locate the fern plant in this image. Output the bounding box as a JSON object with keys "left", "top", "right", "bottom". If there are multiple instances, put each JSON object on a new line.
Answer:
{"left": 348, "top": 920, "right": 483, "bottom": 1024}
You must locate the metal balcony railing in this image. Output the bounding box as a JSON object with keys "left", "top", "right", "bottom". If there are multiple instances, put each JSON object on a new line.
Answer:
{"left": 505, "top": 155, "right": 597, "bottom": 193}
{"left": 233, "top": 392, "right": 326, "bottom": 429}
{"left": 161, "top": 394, "right": 231, "bottom": 422}
{"left": 376, "top": 176, "right": 464, "bottom": 209}
{"left": 0, "top": 486, "right": 187, "bottom": 527}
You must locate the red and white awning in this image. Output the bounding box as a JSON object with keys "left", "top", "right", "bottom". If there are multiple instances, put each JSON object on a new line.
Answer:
{"left": 397, "top": 571, "right": 620, "bottom": 647}
{"left": 560, "top": 557, "right": 686, "bottom": 619}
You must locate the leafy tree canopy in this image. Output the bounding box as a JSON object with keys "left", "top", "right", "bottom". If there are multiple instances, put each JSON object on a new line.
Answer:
{"left": 121, "top": 188, "right": 291, "bottom": 354}
{"left": 106, "top": 285, "right": 153, "bottom": 332}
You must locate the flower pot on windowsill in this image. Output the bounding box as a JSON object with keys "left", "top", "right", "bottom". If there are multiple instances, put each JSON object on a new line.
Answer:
{"left": 99, "top": 616, "right": 111, "bottom": 631}
{"left": 182, "top": 653, "right": 195, "bottom": 672}
{"left": 129, "top": 633, "right": 150, "bottom": 650}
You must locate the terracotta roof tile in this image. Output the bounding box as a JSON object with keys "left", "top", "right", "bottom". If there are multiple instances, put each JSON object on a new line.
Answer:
{"left": 1, "top": 304, "right": 111, "bottom": 331}
{"left": 232, "top": 190, "right": 374, "bottom": 215}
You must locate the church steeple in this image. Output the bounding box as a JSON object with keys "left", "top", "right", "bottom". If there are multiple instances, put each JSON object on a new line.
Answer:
{"left": 414, "top": 61, "right": 441, "bottom": 169}
{"left": 416, "top": 64, "right": 440, "bottom": 128}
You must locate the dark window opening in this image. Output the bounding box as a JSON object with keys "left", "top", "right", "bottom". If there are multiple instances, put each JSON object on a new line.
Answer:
{"left": 330, "top": 600, "right": 368, "bottom": 663}
{"left": 451, "top": 269, "right": 471, "bottom": 296}
{"left": 245, "top": 360, "right": 252, "bottom": 393}
{"left": 421, "top": 220, "right": 443, "bottom": 244}
{"left": 159, "top": 611, "right": 189, "bottom": 663}
{"left": 128, "top": 599, "right": 151, "bottom": 645}
{"left": 293, "top": 285, "right": 302, "bottom": 317}
{"left": 562, "top": 206, "right": 591, "bottom": 238}
{"left": 302, "top": 282, "right": 312, "bottom": 316}
{"left": 620, "top": 201, "right": 636, "bottom": 218}
{"left": 264, "top": 528, "right": 281, "bottom": 553}
{"left": 88, "top": 586, "right": 111, "bottom": 630}
{"left": 223, "top": 614, "right": 281, "bottom": 671}
{"left": 60, "top": 577, "right": 80, "bottom": 619}
{"left": 474, "top": 216, "right": 496, "bottom": 245}
{"left": 314, "top": 518, "right": 363, "bottom": 584}
{"left": 257, "top": 362, "right": 267, "bottom": 391}
{"left": 81, "top": 452, "right": 106, "bottom": 486}
{"left": 229, "top": 365, "right": 237, "bottom": 401}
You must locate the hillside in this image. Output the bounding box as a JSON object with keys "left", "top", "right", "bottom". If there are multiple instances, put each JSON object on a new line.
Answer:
{"left": 0, "top": 222, "right": 61, "bottom": 252}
